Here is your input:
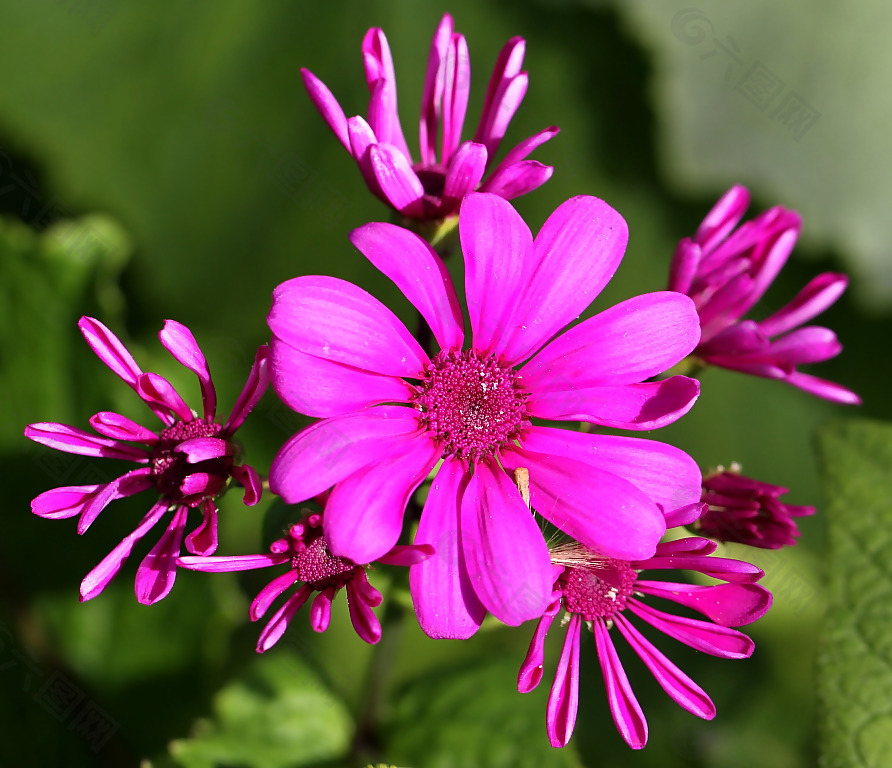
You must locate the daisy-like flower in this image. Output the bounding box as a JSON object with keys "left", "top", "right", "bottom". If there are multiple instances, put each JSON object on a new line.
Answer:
{"left": 179, "top": 510, "right": 433, "bottom": 650}
{"left": 669, "top": 185, "right": 859, "bottom": 404}
{"left": 518, "top": 537, "right": 772, "bottom": 749}
{"left": 301, "top": 13, "right": 558, "bottom": 222}
{"left": 24, "top": 317, "right": 270, "bottom": 604}
{"left": 268, "top": 192, "right": 704, "bottom": 638}
{"left": 697, "top": 464, "right": 815, "bottom": 549}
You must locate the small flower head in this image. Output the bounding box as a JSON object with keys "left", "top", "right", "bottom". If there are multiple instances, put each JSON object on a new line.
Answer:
{"left": 178, "top": 510, "right": 434, "bottom": 650}
{"left": 301, "top": 13, "right": 558, "bottom": 222}
{"left": 518, "top": 537, "right": 772, "bottom": 749}
{"left": 698, "top": 464, "right": 815, "bottom": 549}
{"left": 669, "top": 185, "right": 859, "bottom": 404}
{"left": 25, "top": 317, "right": 270, "bottom": 604}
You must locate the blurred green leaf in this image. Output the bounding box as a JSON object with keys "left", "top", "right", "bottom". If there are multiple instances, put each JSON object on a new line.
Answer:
{"left": 383, "top": 658, "right": 583, "bottom": 768}
{"left": 817, "top": 419, "right": 892, "bottom": 768}
{"left": 0, "top": 214, "right": 129, "bottom": 446}
{"left": 169, "top": 650, "right": 353, "bottom": 768}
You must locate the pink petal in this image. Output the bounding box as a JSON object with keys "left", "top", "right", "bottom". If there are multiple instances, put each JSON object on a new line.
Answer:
{"left": 484, "top": 125, "right": 559, "bottom": 174}
{"left": 478, "top": 159, "right": 553, "bottom": 201}
{"left": 347, "top": 115, "right": 384, "bottom": 201}
{"left": 377, "top": 544, "right": 435, "bottom": 567}
{"left": 136, "top": 372, "right": 193, "bottom": 422}
{"left": 635, "top": 581, "right": 772, "bottom": 627}
{"left": 251, "top": 569, "right": 301, "bottom": 620}
{"left": 25, "top": 422, "right": 148, "bottom": 462}
{"left": 362, "top": 28, "right": 411, "bottom": 159}
{"left": 545, "top": 614, "right": 581, "bottom": 748}
{"left": 174, "top": 437, "right": 234, "bottom": 463}
{"left": 763, "top": 326, "right": 841, "bottom": 365}
{"left": 439, "top": 33, "right": 470, "bottom": 163}
{"left": 224, "top": 344, "right": 270, "bottom": 434}
{"left": 410, "top": 458, "right": 486, "bottom": 639}
{"left": 256, "top": 585, "right": 312, "bottom": 653}
{"left": 268, "top": 406, "right": 422, "bottom": 504}
{"left": 694, "top": 185, "right": 751, "bottom": 254}
{"left": 324, "top": 435, "right": 441, "bottom": 564}
{"left": 441, "top": 141, "right": 488, "bottom": 212}
{"left": 499, "top": 196, "right": 629, "bottom": 364}
{"left": 501, "top": 443, "right": 666, "bottom": 560}
{"left": 628, "top": 600, "right": 755, "bottom": 659}
{"left": 300, "top": 68, "right": 351, "bottom": 153}
{"left": 178, "top": 553, "right": 288, "bottom": 572}
{"left": 419, "top": 14, "right": 454, "bottom": 166}
{"left": 637, "top": 552, "right": 763, "bottom": 583}
{"left": 521, "top": 292, "right": 700, "bottom": 389}
{"left": 270, "top": 338, "right": 413, "bottom": 419}
{"left": 475, "top": 36, "right": 526, "bottom": 153}
{"left": 78, "top": 316, "right": 143, "bottom": 389}
{"left": 614, "top": 614, "right": 715, "bottom": 720}
{"left": 231, "top": 464, "right": 262, "bottom": 506}
{"left": 135, "top": 505, "right": 188, "bottom": 605}
{"left": 459, "top": 459, "right": 553, "bottom": 626}
{"left": 77, "top": 468, "right": 156, "bottom": 534}
{"left": 159, "top": 320, "right": 216, "bottom": 420}
{"left": 368, "top": 143, "right": 426, "bottom": 218}
{"left": 31, "top": 485, "right": 101, "bottom": 520}
{"left": 88, "top": 412, "right": 158, "bottom": 443}
{"left": 184, "top": 498, "right": 218, "bottom": 556}
{"left": 347, "top": 572, "right": 383, "bottom": 644}
{"left": 514, "top": 427, "right": 703, "bottom": 519}
{"left": 268, "top": 275, "right": 427, "bottom": 378}
{"left": 527, "top": 377, "right": 700, "bottom": 430}
{"left": 758, "top": 273, "right": 848, "bottom": 338}
{"left": 667, "top": 238, "right": 701, "bottom": 294}
{"left": 594, "top": 620, "right": 648, "bottom": 749}
{"left": 80, "top": 499, "right": 168, "bottom": 602}
{"left": 309, "top": 589, "right": 334, "bottom": 633}
{"left": 785, "top": 371, "right": 861, "bottom": 405}
{"left": 349, "top": 222, "right": 464, "bottom": 350}
{"left": 518, "top": 595, "right": 562, "bottom": 693}
{"left": 460, "top": 192, "right": 534, "bottom": 355}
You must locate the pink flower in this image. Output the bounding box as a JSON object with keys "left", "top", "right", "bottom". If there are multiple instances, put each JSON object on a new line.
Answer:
{"left": 25, "top": 317, "right": 270, "bottom": 604}
{"left": 301, "top": 13, "right": 558, "bottom": 221}
{"left": 669, "top": 185, "right": 859, "bottom": 404}
{"left": 178, "top": 510, "right": 433, "bottom": 649}
{"left": 268, "top": 192, "right": 704, "bottom": 638}
{"left": 698, "top": 465, "right": 814, "bottom": 549}
{"left": 518, "top": 537, "right": 772, "bottom": 748}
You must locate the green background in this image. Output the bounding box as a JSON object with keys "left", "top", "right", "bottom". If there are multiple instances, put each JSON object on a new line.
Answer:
{"left": 1, "top": 1, "right": 888, "bottom": 766}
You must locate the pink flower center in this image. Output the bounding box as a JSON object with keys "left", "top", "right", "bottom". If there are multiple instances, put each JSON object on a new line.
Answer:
{"left": 150, "top": 420, "right": 231, "bottom": 506}
{"left": 414, "top": 348, "right": 530, "bottom": 462}
{"left": 284, "top": 514, "right": 358, "bottom": 591}
{"left": 558, "top": 559, "right": 637, "bottom": 621}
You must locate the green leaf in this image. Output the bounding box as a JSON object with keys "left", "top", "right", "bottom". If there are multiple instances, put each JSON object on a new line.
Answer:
{"left": 169, "top": 650, "right": 353, "bottom": 768}
{"left": 817, "top": 419, "right": 892, "bottom": 768}
{"left": 383, "top": 658, "right": 583, "bottom": 768}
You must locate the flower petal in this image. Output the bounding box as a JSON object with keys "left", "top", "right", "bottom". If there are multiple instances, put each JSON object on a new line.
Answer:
{"left": 419, "top": 14, "right": 454, "bottom": 166}
{"left": 174, "top": 437, "right": 234, "bottom": 463}
{"left": 346, "top": 571, "right": 383, "bottom": 644}
{"left": 88, "top": 412, "right": 158, "bottom": 443}
{"left": 758, "top": 273, "right": 848, "bottom": 338}
{"left": 460, "top": 192, "right": 534, "bottom": 355}
{"left": 251, "top": 569, "right": 301, "bottom": 620}
{"left": 635, "top": 581, "right": 772, "bottom": 627}
{"left": 441, "top": 141, "right": 488, "bottom": 213}
{"left": 479, "top": 159, "right": 553, "bottom": 201}
{"left": 80, "top": 499, "right": 168, "bottom": 602}
{"left": 300, "top": 68, "right": 351, "bottom": 152}
{"left": 256, "top": 586, "right": 312, "bottom": 653}
{"left": 184, "top": 499, "right": 218, "bottom": 556}
{"left": 77, "top": 468, "right": 156, "bottom": 534}
{"left": 362, "top": 28, "right": 411, "bottom": 159}
{"left": 269, "top": 275, "right": 427, "bottom": 378}
{"left": 268, "top": 406, "right": 422, "bottom": 504}
{"left": 459, "top": 459, "right": 553, "bottom": 625}
{"left": 25, "top": 422, "right": 148, "bottom": 462}
{"left": 224, "top": 344, "right": 270, "bottom": 434}
{"left": 694, "top": 185, "right": 751, "bottom": 254}
{"left": 546, "top": 613, "right": 581, "bottom": 748}
{"left": 785, "top": 371, "right": 861, "bottom": 405}
{"left": 31, "top": 485, "right": 101, "bottom": 520}
{"left": 614, "top": 614, "right": 715, "bottom": 721}
{"left": 177, "top": 553, "right": 288, "bottom": 572}
{"left": 500, "top": 196, "right": 629, "bottom": 364}
{"left": 231, "top": 464, "right": 262, "bottom": 506}
{"left": 349, "top": 222, "right": 464, "bottom": 350}
{"left": 439, "top": 33, "right": 470, "bottom": 163}
{"left": 368, "top": 143, "right": 426, "bottom": 218}
{"left": 521, "top": 292, "right": 700, "bottom": 389}
{"left": 514, "top": 427, "right": 703, "bottom": 519}
{"left": 78, "top": 316, "right": 142, "bottom": 388}
{"left": 135, "top": 505, "right": 188, "bottom": 605}
{"left": 159, "top": 320, "right": 216, "bottom": 421}
{"left": 594, "top": 620, "right": 648, "bottom": 749}
{"left": 410, "top": 458, "right": 486, "bottom": 639}
{"left": 324, "top": 435, "right": 441, "bottom": 564}
{"left": 527, "top": 377, "right": 700, "bottom": 430}
{"left": 518, "top": 594, "right": 562, "bottom": 693}
{"left": 136, "top": 372, "right": 193, "bottom": 422}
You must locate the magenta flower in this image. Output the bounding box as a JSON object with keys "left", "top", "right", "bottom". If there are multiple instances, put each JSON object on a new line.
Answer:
{"left": 179, "top": 510, "right": 433, "bottom": 649}
{"left": 301, "top": 13, "right": 558, "bottom": 221}
{"left": 268, "top": 192, "right": 704, "bottom": 638}
{"left": 669, "top": 185, "right": 859, "bottom": 404}
{"left": 25, "top": 317, "right": 270, "bottom": 604}
{"left": 698, "top": 465, "right": 815, "bottom": 549}
{"left": 518, "top": 537, "right": 772, "bottom": 749}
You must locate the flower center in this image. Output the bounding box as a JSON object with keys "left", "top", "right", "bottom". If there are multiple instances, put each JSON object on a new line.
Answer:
{"left": 413, "top": 349, "right": 530, "bottom": 462}
{"left": 150, "top": 420, "right": 231, "bottom": 506}
{"left": 558, "top": 559, "right": 637, "bottom": 621}
{"left": 286, "top": 514, "right": 358, "bottom": 591}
